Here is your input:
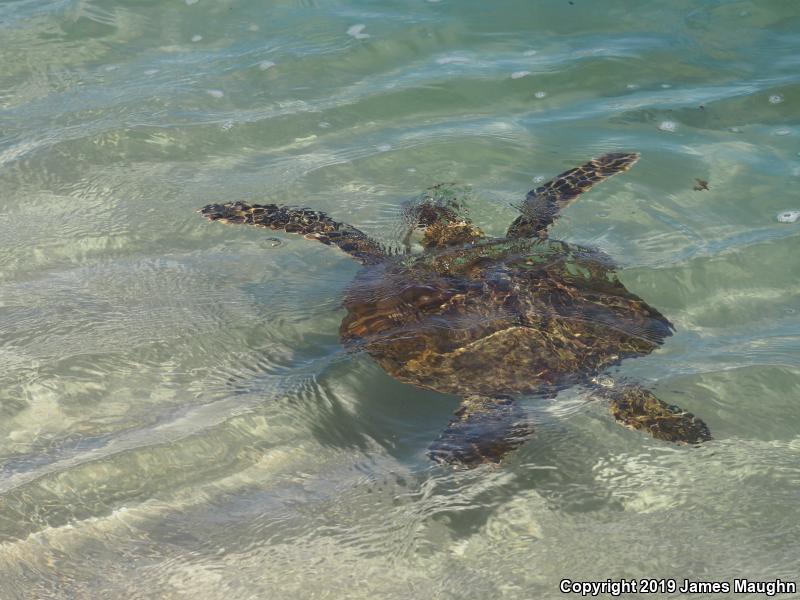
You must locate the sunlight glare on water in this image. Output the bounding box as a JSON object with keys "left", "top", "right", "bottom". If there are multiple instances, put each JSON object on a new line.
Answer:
{"left": 1, "top": 0, "right": 799, "bottom": 598}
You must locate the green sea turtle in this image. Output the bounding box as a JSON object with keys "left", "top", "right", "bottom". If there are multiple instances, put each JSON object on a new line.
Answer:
{"left": 200, "top": 153, "right": 711, "bottom": 466}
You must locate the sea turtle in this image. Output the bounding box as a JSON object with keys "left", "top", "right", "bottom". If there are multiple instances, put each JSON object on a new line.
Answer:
{"left": 200, "top": 153, "right": 711, "bottom": 467}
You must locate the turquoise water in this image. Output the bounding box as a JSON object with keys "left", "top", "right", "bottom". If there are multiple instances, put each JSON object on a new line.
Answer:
{"left": 2, "top": 0, "right": 800, "bottom": 598}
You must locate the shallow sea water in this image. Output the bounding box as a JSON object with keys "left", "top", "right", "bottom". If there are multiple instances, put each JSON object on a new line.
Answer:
{"left": 1, "top": 0, "right": 800, "bottom": 598}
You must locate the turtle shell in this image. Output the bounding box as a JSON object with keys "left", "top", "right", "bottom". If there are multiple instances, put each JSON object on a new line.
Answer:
{"left": 340, "top": 237, "right": 672, "bottom": 397}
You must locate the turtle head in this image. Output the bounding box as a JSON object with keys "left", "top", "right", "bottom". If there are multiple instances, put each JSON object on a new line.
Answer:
{"left": 401, "top": 184, "right": 484, "bottom": 250}
{"left": 421, "top": 219, "right": 485, "bottom": 248}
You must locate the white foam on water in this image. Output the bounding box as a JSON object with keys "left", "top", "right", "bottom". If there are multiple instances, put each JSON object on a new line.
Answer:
{"left": 776, "top": 210, "right": 800, "bottom": 223}
{"left": 658, "top": 120, "right": 677, "bottom": 132}
{"left": 533, "top": 90, "right": 546, "bottom": 98}
{"left": 511, "top": 71, "right": 530, "bottom": 79}
{"left": 248, "top": 24, "right": 259, "bottom": 32}
{"left": 259, "top": 61, "right": 275, "bottom": 71}
{"left": 191, "top": 35, "right": 202, "bottom": 42}
{"left": 144, "top": 69, "right": 159, "bottom": 75}
{"left": 347, "top": 24, "right": 370, "bottom": 39}
{"left": 593, "top": 375, "right": 615, "bottom": 388}
{"left": 523, "top": 49, "right": 537, "bottom": 56}
{"left": 436, "top": 55, "right": 470, "bottom": 64}
{"left": 769, "top": 94, "right": 783, "bottom": 104}
{"left": 376, "top": 144, "right": 391, "bottom": 152}
{"left": 318, "top": 122, "right": 331, "bottom": 128}
{"left": 774, "top": 128, "right": 791, "bottom": 136}
{"left": 185, "top": 0, "right": 198, "bottom": 5}
{"left": 206, "top": 89, "right": 224, "bottom": 98}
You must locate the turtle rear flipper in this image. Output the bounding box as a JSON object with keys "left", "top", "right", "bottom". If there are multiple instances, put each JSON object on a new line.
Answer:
{"left": 507, "top": 152, "right": 640, "bottom": 238}
{"left": 200, "top": 201, "right": 386, "bottom": 264}
{"left": 427, "top": 395, "right": 532, "bottom": 467}
{"left": 599, "top": 384, "right": 711, "bottom": 444}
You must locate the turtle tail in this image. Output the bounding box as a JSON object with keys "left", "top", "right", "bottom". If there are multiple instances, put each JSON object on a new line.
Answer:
{"left": 200, "top": 201, "right": 387, "bottom": 264}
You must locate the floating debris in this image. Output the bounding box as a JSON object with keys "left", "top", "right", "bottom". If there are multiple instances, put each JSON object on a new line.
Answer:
{"left": 776, "top": 210, "right": 800, "bottom": 223}
{"left": 264, "top": 237, "right": 282, "bottom": 248}
{"left": 534, "top": 90, "right": 547, "bottom": 99}
{"left": 693, "top": 178, "right": 709, "bottom": 191}
{"left": 769, "top": 94, "right": 783, "bottom": 104}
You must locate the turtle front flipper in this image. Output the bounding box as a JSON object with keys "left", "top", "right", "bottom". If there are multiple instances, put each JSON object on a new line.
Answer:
{"left": 507, "top": 152, "right": 640, "bottom": 238}
{"left": 596, "top": 384, "right": 711, "bottom": 444}
{"left": 427, "top": 395, "right": 532, "bottom": 467}
{"left": 200, "top": 201, "right": 387, "bottom": 264}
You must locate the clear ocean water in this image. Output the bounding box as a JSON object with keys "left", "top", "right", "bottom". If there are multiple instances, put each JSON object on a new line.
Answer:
{"left": 1, "top": 0, "right": 799, "bottom": 598}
